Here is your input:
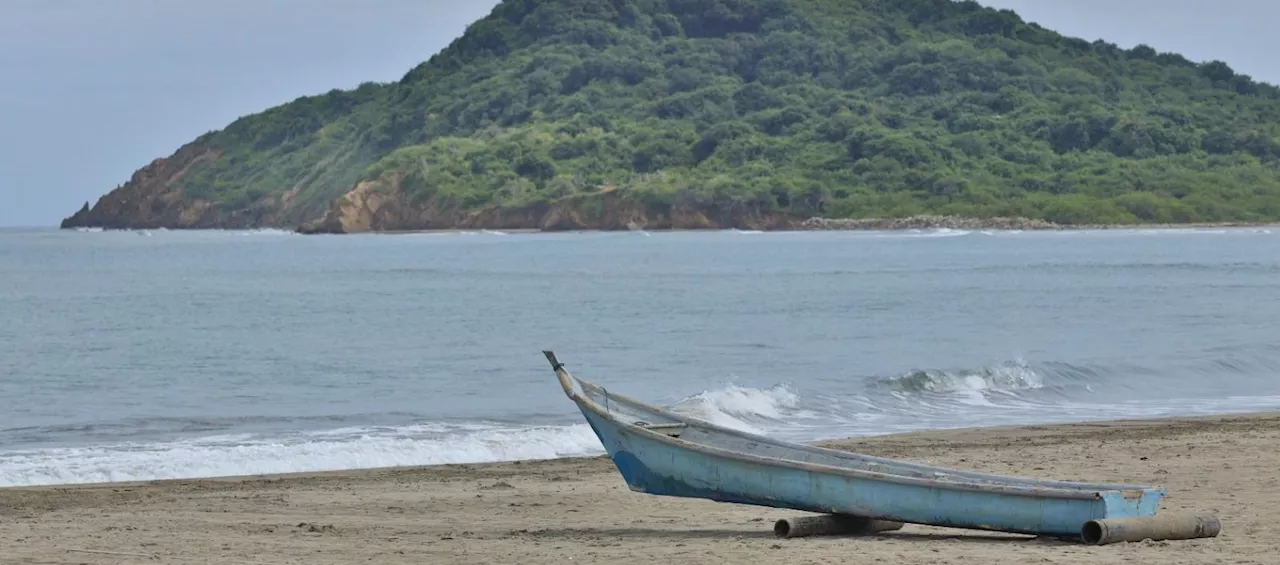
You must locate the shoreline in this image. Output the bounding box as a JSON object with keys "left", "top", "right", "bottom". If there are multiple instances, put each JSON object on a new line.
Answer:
{"left": 2, "top": 409, "right": 1275, "bottom": 492}
{"left": 0, "top": 409, "right": 1272, "bottom": 492}
{"left": 53, "top": 216, "right": 1280, "bottom": 236}
{"left": 3, "top": 410, "right": 1272, "bottom": 563}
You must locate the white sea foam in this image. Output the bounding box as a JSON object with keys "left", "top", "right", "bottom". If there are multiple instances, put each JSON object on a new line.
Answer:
{"left": 231, "top": 228, "right": 297, "bottom": 236}
{"left": 871, "top": 228, "right": 973, "bottom": 239}
{"left": 0, "top": 381, "right": 822, "bottom": 487}
{"left": 0, "top": 422, "right": 603, "bottom": 488}
{"left": 667, "top": 383, "right": 810, "bottom": 434}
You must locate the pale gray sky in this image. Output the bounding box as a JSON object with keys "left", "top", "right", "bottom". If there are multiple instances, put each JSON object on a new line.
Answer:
{"left": 0, "top": 0, "right": 1273, "bottom": 226}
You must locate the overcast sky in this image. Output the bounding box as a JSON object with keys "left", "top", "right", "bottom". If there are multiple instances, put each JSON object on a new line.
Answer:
{"left": 0, "top": 0, "right": 1274, "bottom": 227}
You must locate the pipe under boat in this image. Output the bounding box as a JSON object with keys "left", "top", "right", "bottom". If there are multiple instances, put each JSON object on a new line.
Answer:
{"left": 1081, "top": 513, "right": 1222, "bottom": 545}
{"left": 770, "top": 512, "right": 1222, "bottom": 544}
{"left": 774, "top": 514, "right": 904, "bottom": 538}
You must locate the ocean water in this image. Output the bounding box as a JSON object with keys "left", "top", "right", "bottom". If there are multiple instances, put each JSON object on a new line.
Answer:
{"left": 2, "top": 225, "right": 1279, "bottom": 487}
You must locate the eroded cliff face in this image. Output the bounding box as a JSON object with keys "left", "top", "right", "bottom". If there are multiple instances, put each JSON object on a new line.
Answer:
{"left": 297, "top": 179, "right": 805, "bottom": 234}
{"left": 62, "top": 145, "right": 219, "bottom": 229}
{"left": 63, "top": 147, "right": 807, "bottom": 233}
{"left": 63, "top": 156, "right": 1069, "bottom": 234}
{"left": 59, "top": 144, "right": 314, "bottom": 230}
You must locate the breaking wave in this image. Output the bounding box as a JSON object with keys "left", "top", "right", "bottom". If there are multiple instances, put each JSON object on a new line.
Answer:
{"left": 874, "top": 360, "right": 1048, "bottom": 394}
{"left": 657, "top": 357, "right": 1275, "bottom": 440}
{"left": 0, "top": 422, "right": 603, "bottom": 488}
{"left": 666, "top": 383, "right": 806, "bottom": 434}
{"left": 654, "top": 356, "right": 1280, "bottom": 442}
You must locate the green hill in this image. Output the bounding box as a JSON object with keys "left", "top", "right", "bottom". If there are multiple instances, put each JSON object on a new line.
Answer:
{"left": 62, "top": 0, "right": 1280, "bottom": 232}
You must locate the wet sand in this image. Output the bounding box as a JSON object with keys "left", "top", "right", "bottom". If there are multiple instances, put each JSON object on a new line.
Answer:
{"left": 2, "top": 412, "right": 1275, "bottom": 564}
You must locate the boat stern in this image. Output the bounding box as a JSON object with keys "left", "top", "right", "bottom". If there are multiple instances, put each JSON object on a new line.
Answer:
{"left": 1099, "top": 486, "right": 1167, "bottom": 519}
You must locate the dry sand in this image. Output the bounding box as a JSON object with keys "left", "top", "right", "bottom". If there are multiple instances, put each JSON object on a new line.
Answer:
{"left": 3, "top": 412, "right": 1277, "bottom": 565}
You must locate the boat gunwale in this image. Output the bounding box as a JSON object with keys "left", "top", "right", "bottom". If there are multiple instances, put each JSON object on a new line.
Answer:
{"left": 550, "top": 359, "right": 1163, "bottom": 502}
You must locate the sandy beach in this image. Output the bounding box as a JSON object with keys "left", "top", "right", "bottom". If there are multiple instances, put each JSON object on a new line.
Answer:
{"left": 2, "top": 412, "right": 1275, "bottom": 565}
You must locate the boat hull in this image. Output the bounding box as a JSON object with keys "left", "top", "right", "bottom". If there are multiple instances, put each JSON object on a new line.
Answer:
{"left": 579, "top": 407, "right": 1157, "bottom": 536}
{"left": 545, "top": 351, "right": 1165, "bottom": 538}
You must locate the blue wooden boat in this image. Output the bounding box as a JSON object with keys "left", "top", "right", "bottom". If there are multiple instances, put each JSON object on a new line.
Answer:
{"left": 542, "top": 351, "right": 1168, "bottom": 538}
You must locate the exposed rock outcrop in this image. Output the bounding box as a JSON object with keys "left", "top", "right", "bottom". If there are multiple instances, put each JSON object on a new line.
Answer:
{"left": 58, "top": 144, "right": 312, "bottom": 230}
{"left": 298, "top": 179, "right": 805, "bottom": 234}
{"left": 59, "top": 145, "right": 239, "bottom": 230}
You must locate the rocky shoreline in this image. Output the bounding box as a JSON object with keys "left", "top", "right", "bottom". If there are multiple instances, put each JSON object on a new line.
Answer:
{"left": 62, "top": 214, "right": 1276, "bottom": 234}
{"left": 290, "top": 214, "right": 1273, "bottom": 234}
{"left": 796, "top": 215, "right": 1274, "bottom": 232}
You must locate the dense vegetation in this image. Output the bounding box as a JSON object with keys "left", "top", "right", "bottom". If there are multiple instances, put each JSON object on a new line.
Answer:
{"left": 169, "top": 0, "right": 1280, "bottom": 225}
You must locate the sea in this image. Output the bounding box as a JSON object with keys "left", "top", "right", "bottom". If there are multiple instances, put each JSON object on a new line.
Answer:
{"left": 2, "top": 225, "right": 1279, "bottom": 488}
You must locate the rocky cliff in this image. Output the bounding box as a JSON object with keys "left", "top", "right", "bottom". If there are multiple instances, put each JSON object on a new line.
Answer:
{"left": 60, "top": 142, "right": 313, "bottom": 230}
{"left": 61, "top": 145, "right": 226, "bottom": 229}
{"left": 297, "top": 178, "right": 803, "bottom": 233}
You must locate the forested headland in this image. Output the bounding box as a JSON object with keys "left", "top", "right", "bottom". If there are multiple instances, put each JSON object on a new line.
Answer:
{"left": 62, "top": 0, "right": 1280, "bottom": 232}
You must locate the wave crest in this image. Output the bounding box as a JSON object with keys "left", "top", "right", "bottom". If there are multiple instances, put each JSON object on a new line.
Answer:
{"left": 875, "top": 361, "right": 1047, "bottom": 394}
{"left": 666, "top": 383, "right": 805, "bottom": 434}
